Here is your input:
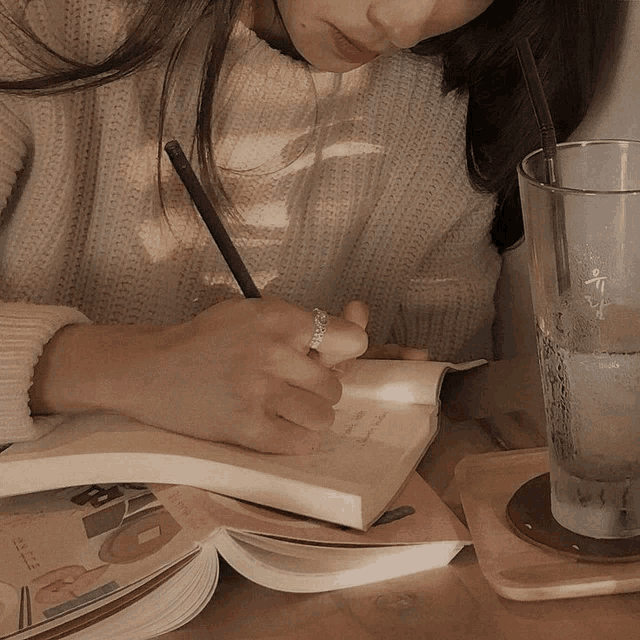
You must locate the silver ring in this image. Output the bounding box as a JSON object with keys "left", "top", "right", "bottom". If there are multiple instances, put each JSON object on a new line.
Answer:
{"left": 308, "top": 308, "right": 329, "bottom": 350}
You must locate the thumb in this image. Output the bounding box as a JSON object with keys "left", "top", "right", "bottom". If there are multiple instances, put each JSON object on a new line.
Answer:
{"left": 311, "top": 302, "right": 368, "bottom": 367}
{"left": 341, "top": 300, "right": 369, "bottom": 330}
{"left": 320, "top": 300, "right": 370, "bottom": 372}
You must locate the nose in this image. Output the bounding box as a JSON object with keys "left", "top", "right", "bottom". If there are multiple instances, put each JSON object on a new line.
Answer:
{"left": 367, "top": 0, "right": 438, "bottom": 50}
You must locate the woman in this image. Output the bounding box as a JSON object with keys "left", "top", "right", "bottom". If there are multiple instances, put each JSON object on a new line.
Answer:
{"left": 0, "top": 0, "right": 620, "bottom": 451}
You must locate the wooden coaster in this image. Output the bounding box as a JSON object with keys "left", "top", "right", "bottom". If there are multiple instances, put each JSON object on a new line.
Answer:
{"left": 456, "top": 448, "right": 640, "bottom": 601}
{"left": 507, "top": 473, "right": 640, "bottom": 563}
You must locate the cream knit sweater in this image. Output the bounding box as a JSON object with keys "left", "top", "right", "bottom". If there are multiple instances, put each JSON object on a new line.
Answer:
{"left": 0, "top": 0, "right": 501, "bottom": 442}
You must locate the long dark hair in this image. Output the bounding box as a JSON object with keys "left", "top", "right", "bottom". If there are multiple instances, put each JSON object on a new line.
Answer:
{"left": 0, "top": 0, "right": 623, "bottom": 251}
{"left": 414, "top": 0, "right": 624, "bottom": 250}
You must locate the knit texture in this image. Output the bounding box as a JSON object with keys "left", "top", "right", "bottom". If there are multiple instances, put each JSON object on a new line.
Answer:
{"left": 0, "top": 303, "right": 90, "bottom": 440}
{"left": 0, "top": 0, "right": 501, "bottom": 442}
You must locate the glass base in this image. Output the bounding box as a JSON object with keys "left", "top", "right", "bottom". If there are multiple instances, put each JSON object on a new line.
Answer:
{"left": 550, "top": 461, "right": 640, "bottom": 539}
{"left": 506, "top": 474, "right": 640, "bottom": 563}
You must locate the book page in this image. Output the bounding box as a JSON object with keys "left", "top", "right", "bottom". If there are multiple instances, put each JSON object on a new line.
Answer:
{"left": 155, "top": 472, "right": 470, "bottom": 548}
{"left": 155, "top": 474, "right": 471, "bottom": 594}
{"left": 0, "top": 485, "right": 199, "bottom": 640}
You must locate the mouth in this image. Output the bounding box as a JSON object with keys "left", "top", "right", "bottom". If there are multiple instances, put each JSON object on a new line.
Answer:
{"left": 329, "top": 25, "right": 379, "bottom": 65}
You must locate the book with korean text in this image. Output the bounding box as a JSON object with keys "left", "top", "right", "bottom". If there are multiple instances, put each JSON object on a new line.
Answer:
{"left": 0, "top": 472, "right": 470, "bottom": 640}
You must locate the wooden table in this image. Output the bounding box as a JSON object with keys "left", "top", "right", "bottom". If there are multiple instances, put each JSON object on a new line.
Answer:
{"left": 156, "top": 416, "right": 640, "bottom": 640}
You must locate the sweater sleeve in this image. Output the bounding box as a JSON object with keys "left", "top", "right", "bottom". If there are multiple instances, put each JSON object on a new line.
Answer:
{"left": 0, "top": 303, "right": 91, "bottom": 443}
{"left": 0, "top": 100, "right": 93, "bottom": 443}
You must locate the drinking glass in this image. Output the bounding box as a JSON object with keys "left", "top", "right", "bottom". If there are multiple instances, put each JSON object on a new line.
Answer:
{"left": 518, "top": 140, "right": 640, "bottom": 539}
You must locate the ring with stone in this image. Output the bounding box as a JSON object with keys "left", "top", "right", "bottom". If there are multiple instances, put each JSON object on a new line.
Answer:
{"left": 308, "top": 308, "right": 329, "bottom": 350}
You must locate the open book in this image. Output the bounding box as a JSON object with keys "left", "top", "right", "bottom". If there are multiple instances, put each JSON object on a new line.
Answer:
{"left": 0, "top": 473, "right": 470, "bottom": 640}
{"left": 0, "top": 359, "right": 484, "bottom": 530}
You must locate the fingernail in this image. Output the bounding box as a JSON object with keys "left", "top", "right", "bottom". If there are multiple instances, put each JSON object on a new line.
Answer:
{"left": 406, "top": 348, "right": 428, "bottom": 360}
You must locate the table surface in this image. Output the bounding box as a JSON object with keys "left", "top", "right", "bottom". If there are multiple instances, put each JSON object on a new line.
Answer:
{"left": 155, "top": 416, "right": 640, "bottom": 640}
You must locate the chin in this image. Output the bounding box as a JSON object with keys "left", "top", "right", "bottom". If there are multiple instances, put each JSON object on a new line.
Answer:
{"left": 296, "top": 47, "right": 364, "bottom": 73}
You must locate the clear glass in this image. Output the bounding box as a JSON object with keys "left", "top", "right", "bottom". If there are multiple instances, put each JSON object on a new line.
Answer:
{"left": 518, "top": 140, "right": 640, "bottom": 539}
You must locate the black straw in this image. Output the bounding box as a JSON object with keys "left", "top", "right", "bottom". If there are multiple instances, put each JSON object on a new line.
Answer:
{"left": 515, "top": 37, "right": 571, "bottom": 294}
{"left": 165, "top": 140, "right": 261, "bottom": 299}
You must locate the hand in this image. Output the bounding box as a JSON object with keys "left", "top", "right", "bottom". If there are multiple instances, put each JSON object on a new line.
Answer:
{"left": 32, "top": 297, "right": 368, "bottom": 455}
{"left": 130, "top": 297, "right": 372, "bottom": 453}
{"left": 331, "top": 301, "right": 428, "bottom": 378}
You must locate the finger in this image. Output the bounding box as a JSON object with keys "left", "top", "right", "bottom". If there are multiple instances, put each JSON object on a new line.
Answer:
{"left": 270, "top": 385, "right": 335, "bottom": 432}
{"left": 241, "top": 417, "right": 323, "bottom": 455}
{"left": 331, "top": 358, "right": 356, "bottom": 379}
{"left": 267, "top": 345, "right": 342, "bottom": 405}
{"left": 379, "top": 344, "right": 403, "bottom": 359}
{"left": 312, "top": 314, "right": 368, "bottom": 367}
{"left": 270, "top": 418, "right": 323, "bottom": 454}
{"left": 260, "top": 299, "right": 367, "bottom": 363}
{"left": 342, "top": 300, "right": 369, "bottom": 330}
{"left": 400, "top": 347, "right": 429, "bottom": 361}
{"left": 331, "top": 300, "right": 369, "bottom": 376}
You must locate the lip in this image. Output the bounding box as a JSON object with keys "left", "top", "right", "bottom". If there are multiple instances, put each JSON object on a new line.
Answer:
{"left": 329, "top": 26, "right": 379, "bottom": 65}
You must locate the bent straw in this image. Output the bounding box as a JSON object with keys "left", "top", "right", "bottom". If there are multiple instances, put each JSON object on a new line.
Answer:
{"left": 515, "top": 37, "right": 571, "bottom": 294}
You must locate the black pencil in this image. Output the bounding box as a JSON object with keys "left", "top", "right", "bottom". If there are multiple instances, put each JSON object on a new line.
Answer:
{"left": 164, "top": 140, "right": 261, "bottom": 299}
